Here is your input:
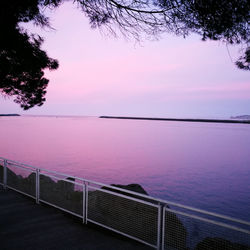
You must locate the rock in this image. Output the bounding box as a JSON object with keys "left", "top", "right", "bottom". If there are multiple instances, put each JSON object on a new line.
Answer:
{"left": 89, "top": 183, "right": 187, "bottom": 249}
{"left": 88, "top": 187, "right": 159, "bottom": 245}
{"left": 40, "top": 174, "right": 56, "bottom": 190}
{"left": 25, "top": 172, "right": 36, "bottom": 187}
{"left": 4, "top": 168, "right": 36, "bottom": 196}
{"left": 195, "top": 237, "right": 250, "bottom": 250}
{"left": 164, "top": 210, "right": 187, "bottom": 250}
{"left": 101, "top": 183, "right": 150, "bottom": 202}
{"left": 39, "top": 174, "right": 82, "bottom": 215}
{"left": 101, "top": 183, "right": 160, "bottom": 205}
{"left": 7, "top": 167, "right": 20, "bottom": 183}
{"left": 57, "top": 179, "right": 74, "bottom": 193}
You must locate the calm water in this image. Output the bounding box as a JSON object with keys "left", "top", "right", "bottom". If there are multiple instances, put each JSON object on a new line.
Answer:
{"left": 1, "top": 116, "right": 250, "bottom": 220}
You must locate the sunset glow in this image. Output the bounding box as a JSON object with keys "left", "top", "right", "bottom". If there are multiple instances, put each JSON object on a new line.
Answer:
{"left": 0, "top": 2, "right": 249, "bottom": 118}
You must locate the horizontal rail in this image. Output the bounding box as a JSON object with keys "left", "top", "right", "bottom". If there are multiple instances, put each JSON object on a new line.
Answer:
{"left": 87, "top": 219, "right": 158, "bottom": 249}
{"left": 165, "top": 208, "right": 250, "bottom": 235}
{"left": 6, "top": 185, "right": 36, "bottom": 200}
{"left": 89, "top": 185, "right": 160, "bottom": 207}
{"left": 40, "top": 199, "right": 83, "bottom": 219}
{"left": 0, "top": 158, "right": 36, "bottom": 170}
{"left": 8, "top": 162, "right": 36, "bottom": 172}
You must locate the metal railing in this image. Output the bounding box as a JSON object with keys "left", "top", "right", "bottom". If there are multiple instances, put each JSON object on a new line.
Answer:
{"left": 0, "top": 157, "right": 249, "bottom": 249}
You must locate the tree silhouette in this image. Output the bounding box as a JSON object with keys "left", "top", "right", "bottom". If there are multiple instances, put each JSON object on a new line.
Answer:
{"left": 1, "top": 0, "right": 249, "bottom": 109}
{"left": 0, "top": 0, "right": 59, "bottom": 110}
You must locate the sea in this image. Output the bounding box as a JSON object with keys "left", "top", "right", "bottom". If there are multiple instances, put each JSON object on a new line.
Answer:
{"left": 0, "top": 115, "right": 250, "bottom": 221}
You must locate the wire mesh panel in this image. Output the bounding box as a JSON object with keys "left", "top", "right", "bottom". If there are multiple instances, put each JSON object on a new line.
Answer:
{"left": 163, "top": 207, "right": 188, "bottom": 249}
{"left": 163, "top": 207, "right": 250, "bottom": 250}
{"left": 6, "top": 163, "right": 36, "bottom": 197}
{"left": 87, "top": 186, "right": 159, "bottom": 247}
{"left": 39, "top": 173, "right": 83, "bottom": 217}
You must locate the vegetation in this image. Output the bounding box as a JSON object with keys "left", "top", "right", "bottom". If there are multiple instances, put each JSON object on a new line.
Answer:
{"left": 1, "top": 0, "right": 249, "bottom": 109}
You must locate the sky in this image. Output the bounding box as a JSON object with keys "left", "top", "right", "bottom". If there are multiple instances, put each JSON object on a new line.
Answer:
{"left": 0, "top": 2, "right": 249, "bottom": 118}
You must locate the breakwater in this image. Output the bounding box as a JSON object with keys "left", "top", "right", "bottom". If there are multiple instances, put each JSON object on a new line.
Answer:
{"left": 100, "top": 116, "right": 250, "bottom": 124}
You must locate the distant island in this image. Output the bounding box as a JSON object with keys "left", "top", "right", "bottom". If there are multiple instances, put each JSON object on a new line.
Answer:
{"left": 100, "top": 116, "right": 250, "bottom": 124}
{"left": 230, "top": 115, "right": 250, "bottom": 120}
{"left": 0, "top": 114, "right": 20, "bottom": 116}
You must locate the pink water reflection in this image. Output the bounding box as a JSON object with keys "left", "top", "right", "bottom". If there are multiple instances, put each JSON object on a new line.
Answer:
{"left": 1, "top": 116, "right": 250, "bottom": 220}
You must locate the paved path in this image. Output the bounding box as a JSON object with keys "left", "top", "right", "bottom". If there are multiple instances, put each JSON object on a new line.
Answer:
{"left": 0, "top": 186, "right": 151, "bottom": 250}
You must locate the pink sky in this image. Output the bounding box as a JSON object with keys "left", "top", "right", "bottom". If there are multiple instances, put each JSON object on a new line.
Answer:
{"left": 0, "top": 2, "right": 249, "bottom": 118}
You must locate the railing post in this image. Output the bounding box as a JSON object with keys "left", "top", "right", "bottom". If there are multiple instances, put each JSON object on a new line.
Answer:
{"left": 36, "top": 169, "right": 40, "bottom": 204}
{"left": 161, "top": 205, "right": 166, "bottom": 250}
{"left": 82, "top": 182, "right": 86, "bottom": 224}
{"left": 157, "top": 203, "right": 164, "bottom": 250}
{"left": 3, "top": 159, "right": 8, "bottom": 190}
{"left": 84, "top": 182, "right": 88, "bottom": 224}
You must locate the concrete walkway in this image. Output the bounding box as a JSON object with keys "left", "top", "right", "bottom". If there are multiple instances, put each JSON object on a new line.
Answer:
{"left": 0, "top": 186, "right": 151, "bottom": 250}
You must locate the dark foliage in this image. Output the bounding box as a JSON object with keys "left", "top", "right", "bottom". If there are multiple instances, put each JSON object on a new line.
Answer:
{"left": 78, "top": 0, "right": 249, "bottom": 68}
{"left": 0, "top": 0, "right": 249, "bottom": 109}
{"left": 236, "top": 47, "right": 250, "bottom": 70}
{"left": 0, "top": 0, "right": 58, "bottom": 109}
